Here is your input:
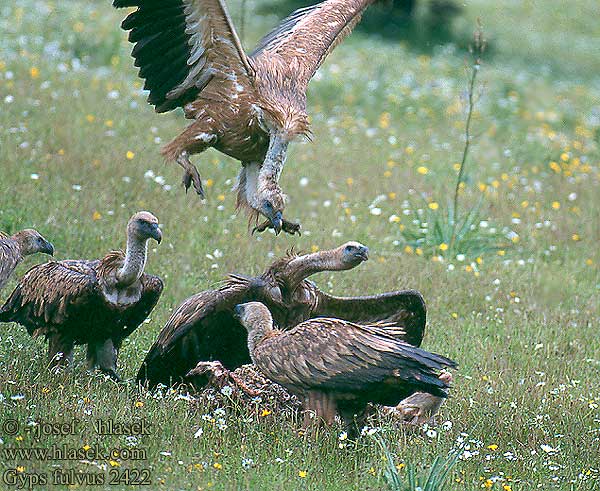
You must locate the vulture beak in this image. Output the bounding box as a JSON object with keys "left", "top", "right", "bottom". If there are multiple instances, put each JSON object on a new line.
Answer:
{"left": 151, "top": 224, "right": 163, "bottom": 244}
{"left": 270, "top": 211, "right": 283, "bottom": 235}
{"left": 355, "top": 245, "right": 369, "bottom": 261}
{"left": 43, "top": 241, "right": 55, "bottom": 256}
{"left": 233, "top": 304, "right": 244, "bottom": 319}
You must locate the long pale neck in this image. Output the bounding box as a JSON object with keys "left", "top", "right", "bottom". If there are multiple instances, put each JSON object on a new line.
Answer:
{"left": 116, "top": 235, "right": 148, "bottom": 287}
{"left": 247, "top": 322, "right": 274, "bottom": 363}
{"left": 283, "top": 250, "right": 342, "bottom": 289}
{"left": 258, "top": 134, "right": 288, "bottom": 184}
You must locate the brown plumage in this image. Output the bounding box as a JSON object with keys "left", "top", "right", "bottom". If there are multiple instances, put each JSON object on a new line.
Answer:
{"left": 0, "top": 212, "right": 163, "bottom": 380}
{"left": 113, "top": 0, "right": 376, "bottom": 234}
{"left": 0, "top": 230, "right": 54, "bottom": 291}
{"left": 137, "top": 241, "right": 427, "bottom": 388}
{"left": 234, "top": 302, "right": 456, "bottom": 436}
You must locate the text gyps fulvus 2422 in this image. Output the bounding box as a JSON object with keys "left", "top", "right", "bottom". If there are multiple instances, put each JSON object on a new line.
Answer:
{"left": 136, "top": 242, "right": 427, "bottom": 389}
{"left": 0, "top": 212, "right": 164, "bottom": 380}
{"left": 0, "top": 229, "right": 54, "bottom": 291}
{"left": 234, "top": 302, "right": 457, "bottom": 436}
{"left": 113, "top": 0, "right": 377, "bottom": 234}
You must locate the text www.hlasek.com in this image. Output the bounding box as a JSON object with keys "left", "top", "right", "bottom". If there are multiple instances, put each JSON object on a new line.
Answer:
{"left": 2, "top": 444, "right": 147, "bottom": 461}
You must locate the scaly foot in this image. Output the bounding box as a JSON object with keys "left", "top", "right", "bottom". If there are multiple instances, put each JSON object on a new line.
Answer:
{"left": 252, "top": 218, "right": 301, "bottom": 236}
{"left": 177, "top": 152, "right": 205, "bottom": 198}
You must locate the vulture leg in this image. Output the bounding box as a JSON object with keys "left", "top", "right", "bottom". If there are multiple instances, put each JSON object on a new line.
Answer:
{"left": 185, "top": 361, "right": 260, "bottom": 398}
{"left": 86, "top": 339, "right": 120, "bottom": 382}
{"left": 47, "top": 335, "right": 74, "bottom": 371}
{"left": 176, "top": 151, "right": 205, "bottom": 198}
{"left": 337, "top": 401, "right": 371, "bottom": 440}
{"left": 302, "top": 391, "right": 337, "bottom": 429}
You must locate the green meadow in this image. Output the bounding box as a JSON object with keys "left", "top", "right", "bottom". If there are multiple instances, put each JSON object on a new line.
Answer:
{"left": 0, "top": 0, "right": 598, "bottom": 489}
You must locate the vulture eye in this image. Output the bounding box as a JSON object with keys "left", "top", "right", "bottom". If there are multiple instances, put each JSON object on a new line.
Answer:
{"left": 264, "top": 201, "right": 273, "bottom": 210}
{"left": 345, "top": 245, "right": 353, "bottom": 253}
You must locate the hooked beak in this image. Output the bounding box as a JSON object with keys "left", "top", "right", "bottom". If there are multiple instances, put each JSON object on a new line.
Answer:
{"left": 355, "top": 246, "right": 369, "bottom": 261}
{"left": 270, "top": 211, "right": 283, "bottom": 235}
{"left": 151, "top": 224, "right": 162, "bottom": 244}
{"left": 43, "top": 241, "right": 55, "bottom": 256}
{"left": 233, "top": 304, "right": 244, "bottom": 319}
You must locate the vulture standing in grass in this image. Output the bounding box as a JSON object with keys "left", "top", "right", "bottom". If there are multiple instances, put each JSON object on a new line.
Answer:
{"left": 234, "top": 302, "right": 456, "bottom": 436}
{"left": 113, "top": 0, "right": 377, "bottom": 234}
{"left": 0, "top": 229, "right": 54, "bottom": 291}
{"left": 0, "top": 212, "right": 163, "bottom": 380}
{"left": 137, "top": 241, "right": 427, "bottom": 389}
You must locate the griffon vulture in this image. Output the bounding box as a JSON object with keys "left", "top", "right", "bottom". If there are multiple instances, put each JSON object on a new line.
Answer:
{"left": 0, "top": 212, "right": 163, "bottom": 380}
{"left": 0, "top": 230, "right": 54, "bottom": 291}
{"left": 113, "top": 0, "right": 377, "bottom": 234}
{"left": 137, "top": 241, "right": 427, "bottom": 389}
{"left": 234, "top": 302, "right": 456, "bottom": 435}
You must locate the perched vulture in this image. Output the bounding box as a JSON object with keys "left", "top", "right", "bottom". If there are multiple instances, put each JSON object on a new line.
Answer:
{"left": 0, "top": 212, "right": 163, "bottom": 380}
{"left": 113, "top": 0, "right": 377, "bottom": 234}
{"left": 0, "top": 229, "right": 54, "bottom": 291}
{"left": 234, "top": 302, "right": 456, "bottom": 435}
{"left": 137, "top": 241, "right": 427, "bottom": 389}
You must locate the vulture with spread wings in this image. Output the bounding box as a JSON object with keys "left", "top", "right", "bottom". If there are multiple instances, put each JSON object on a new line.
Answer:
{"left": 137, "top": 241, "right": 427, "bottom": 389}
{"left": 114, "top": 0, "right": 376, "bottom": 234}
{"left": 0, "top": 212, "right": 163, "bottom": 380}
{"left": 0, "top": 230, "right": 54, "bottom": 291}
{"left": 234, "top": 302, "right": 456, "bottom": 436}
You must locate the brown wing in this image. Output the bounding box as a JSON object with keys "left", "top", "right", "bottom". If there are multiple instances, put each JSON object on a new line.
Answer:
{"left": 312, "top": 289, "right": 426, "bottom": 347}
{"left": 114, "top": 273, "right": 164, "bottom": 346}
{"left": 254, "top": 318, "right": 455, "bottom": 398}
{"left": 137, "top": 274, "right": 266, "bottom": 388}
{"left": 0, "top": 260, "right": 99, "bottom": 336}
{"left": 0, "top": 236, "right": 20, "bottom": 290}
{"left": 114, "top": 0, "right": 254, "bottom": 112}
{"left": 251, "top": 0, "right": 374, "bottom": 89}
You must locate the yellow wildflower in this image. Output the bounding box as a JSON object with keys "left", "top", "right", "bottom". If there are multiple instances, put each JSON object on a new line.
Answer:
{"left": 30, "top": 67, "right": 39, "bottom": 79}
{"left": 92, "top": 211, "right": 102, "bottom": 221}
{"left": 126, "top": 150, "right": 135, "bottom": 160}
{"left": 551, "top": 201, "right": 560, "bottom": 210}
{"left": 213, "top": 463, "right": 222, "bottom": 470}
{"left": 260, "top": 409, "right": 271, "bottom": 417}
{"left": 417, "top": 166, "right": 428, "bottom": 175}
{"left": 439, "top": 243, "right": 448, "bottom": 251}
{"left": 298, "top": 470, "right": 307, "bottom": 478}
{"left": 428, "top": 202, "right": 439, "bottom": 210}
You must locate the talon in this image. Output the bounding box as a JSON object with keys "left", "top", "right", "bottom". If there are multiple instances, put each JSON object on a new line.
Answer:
{"left": 282, "top": 219, "right": 301, "bottom": 236}
{"left": 252, "top": 220, "right": 271, "bottom": 235}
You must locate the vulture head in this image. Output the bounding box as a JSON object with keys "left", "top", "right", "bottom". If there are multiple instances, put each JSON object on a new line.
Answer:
{"left": 337, "top": 241, "right": 370, "bottom": 269}
{"left": 234, "top": 301, "right": 274, "bottom": 357}
{"left": 127, "top": 211, "right": 162, "bottom": 244}
{"left": 256, "top": 188, "right": 286, "bottom": 234}
{"left": 14, "top": 229, "right": 54, "bottom": 257}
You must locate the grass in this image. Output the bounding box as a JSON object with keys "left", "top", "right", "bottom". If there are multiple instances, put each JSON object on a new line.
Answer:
{"left": 0, "top": 0, "right": 599, "bottom": 489}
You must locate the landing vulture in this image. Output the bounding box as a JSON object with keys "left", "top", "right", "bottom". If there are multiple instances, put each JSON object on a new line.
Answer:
{"left": 137, "top": 241, "right": 427, "bottom": 388}
{"left": 234, "top": 302, "right": 456, "bottom": 435}
{"left": 113, "top": 0, "right": 377, "bottom": 234}
{"left": 0, "top": 212, "right": 163, "bottom": 380}
{"left": 0, "top": 229, "right": 54, "bottom": 291}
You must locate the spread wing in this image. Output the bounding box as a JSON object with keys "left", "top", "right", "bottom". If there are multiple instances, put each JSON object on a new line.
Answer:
{"left": 137, "top": 274, "right": 265, "bottom": 388}
{"left": 0, "top": 237, "right": 20, "bottom": 290}
{"left": 114, "top": 0, "right": 255, "bottom": 112}
{"left": 250, "top": 0, "right": 374, "bottom": 89}
{"left": 0, "top": 260, "right": 99, "bottom": 335}
{"left": 255, "top": 318, "right": 455, "bottom": 397}
{"left": 312, "top": 289, "right": 426, "bottom": 347}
